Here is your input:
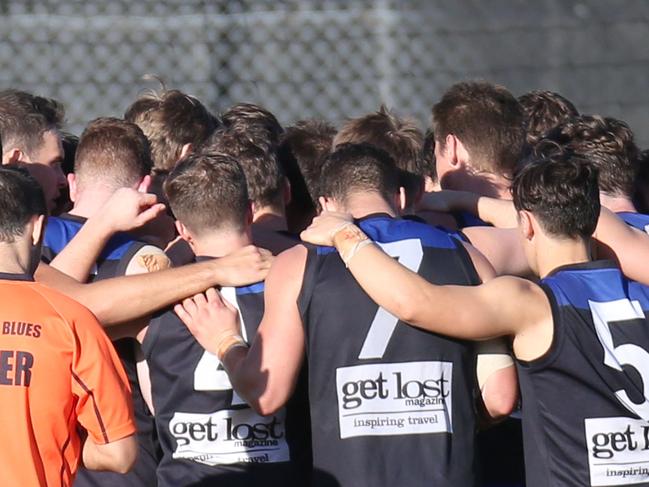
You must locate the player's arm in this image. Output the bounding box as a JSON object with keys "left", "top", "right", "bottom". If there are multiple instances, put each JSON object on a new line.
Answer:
{"left": 462, "top": 227, "right": 533, "bottom": 278}
{"left": 82, "top": 436, "right": 137, "bottom": 474}
{"left": 418, "top": 190, "right": 518, "bottom": 228}
{"left": 48, "top": 188, "right": 165, "bottom": 282}
{"left": 67, "top": 299, "right": 138, "bottom": 473}
{"left": 36, "top": 245, "right": 273, "bottom": 326}
{"left": 301, "top": 213, "right": 541, "bottom": 340}
{"left": 593, "top": 208, "right": 649, "bottom": 286}
{"left": 457, "top": 244, "right": 519, "bottom": 420}
{"left": 176, "top": 245, "right": 308, "bottom": 416}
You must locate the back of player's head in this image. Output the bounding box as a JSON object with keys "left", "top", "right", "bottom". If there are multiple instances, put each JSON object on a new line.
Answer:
{"left": 634, "top": 149, "right": 649, "bottom": 214}
{"left": 433, "top": 81, "right": 525, "bottom": 176}
{"left": 518, "top": 90, "right": 579, "bottom": 147}
{"left": 74, "top": 117, "right": 153, "bottom": 190}
{"left": 207, "top": 130, "right": 284, "bottom": 211}
{"left": 0, "top": 166, "right": 46, "bottom": 243}
{"left": 125, "top": 89, "right": 217, "bottom": 174}
{"left": 334, "top": 106, "right": 423, "bottom": 205}
{"left": 0, "top": 90, "right": 64, "bottom": 157}
{"left": 221, "top": 103, "right": 283, "bottom": 151}
{"left": 319, "top": 143, "right": 399, "bottom": 205}
{"left": 542, "top": 115, "right": 639, "bottom": 199}
{"left": 278, "top": 119, "right": 336, "bottom": 207}
{"left": 164, "top": 151, "right": 249, "bottom": 236}
{"left": 513, "top": 142, "right": 600, "bottom": 240}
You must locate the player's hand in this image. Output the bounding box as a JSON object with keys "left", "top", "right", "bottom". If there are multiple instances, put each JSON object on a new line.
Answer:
{"left": 175, "top": 288, "right": 241, "bottom": 355}
{"left": 300, "top": 211, "right": 354, "bottom": 246}
{"left": 213, "top": 245, "right": 274, "bottom": 286}
{"left": 101, "top": 187, "right": 167, "bottom": 233}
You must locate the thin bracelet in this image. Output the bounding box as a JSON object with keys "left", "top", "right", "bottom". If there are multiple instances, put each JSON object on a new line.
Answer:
{"left": 342, "top": 239, "right": 373, "bottom": 267}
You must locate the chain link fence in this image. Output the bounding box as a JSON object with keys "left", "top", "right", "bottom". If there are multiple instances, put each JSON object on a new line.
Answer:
{"left": 1, "top": 0, "right": 648, "bottom": 145}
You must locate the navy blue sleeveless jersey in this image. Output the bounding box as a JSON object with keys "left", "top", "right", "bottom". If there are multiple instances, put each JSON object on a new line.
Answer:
{"left": 42, "top": 213, "right": 160, "bottom": 487}
{"left": 618, "top": 211, "right": 649, "bottom": 234}
{"left": 142, "top": 273, "right": 307, "bottom": 487}
{"left": 517, "top": 261, "right": 649, "bottom": 487}
{"left": 298, "top": 214, "right": 481, "bottom": 487}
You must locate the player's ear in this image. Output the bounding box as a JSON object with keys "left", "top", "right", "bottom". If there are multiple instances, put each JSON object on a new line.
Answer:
{"left": 179, "top": 143, "right": 193, "bottom": 161}
{"left": 320, "top": 196, "right": 339, "bottom": 213}
{"left": 175, "top": 220, "right": 193, "bottom": 244}
{"left": 67, "top": 173, "right": 78, "bottom": 203}
{"left": 3, "top": 148, "right": 24, "bottom": 165}
{"left": 452, "top": 135, "right": 470, "bottom": 168}
{"left": 137, "top": 174, "right": 152, "bottom": 193}
{"left": 519, "top": 210, "right": 535, "bottom": 240}
{"left": 396, "top": 187, "right": 407, "bottom": 214}
{"left": 31, "top": 215, "right": 45, "bottom": 246}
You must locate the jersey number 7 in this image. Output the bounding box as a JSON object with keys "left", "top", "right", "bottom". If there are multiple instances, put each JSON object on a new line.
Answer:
{"left": 358, "top": 239, "right": 424, "bottom": 360}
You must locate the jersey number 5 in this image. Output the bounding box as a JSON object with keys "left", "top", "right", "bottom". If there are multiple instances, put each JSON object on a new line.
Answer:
{"left": 590, "top": 299, "right": 649, "bottom": 420}
{"left": 358, "top": 239, "right": 424, "bottom": 359}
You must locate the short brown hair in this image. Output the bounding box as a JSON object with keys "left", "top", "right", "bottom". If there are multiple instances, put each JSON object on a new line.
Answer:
{"left": 0, "top": 90, "right": 64, "bottom": 157}
{"left": 74, "top": 118, "right": 152, "bottom": 190}
{"left": 206, "top": 130, "right": 284, "bottom": 210}
{"left": 421, "top": 129, "right": 437, "bottom": 183}
{"left": 541, "top": 115, "right": 639, "bottom": 198}
{"left": 164, "top": 151, "right": 249, "bottom": 235}
{"left": 433, "top": 81, "right": 525, "bottom": 176}
{"left": 221, "top": 103, "right": 283, "bottom": 151}
{"left": 334, "top": 106, "right": 423, "bottom": 204}
{"left": 125, "top": 89, "right": 217, "bottom": 174}
{"left": 518, "top": 90, "right": 579, "bottom": 146}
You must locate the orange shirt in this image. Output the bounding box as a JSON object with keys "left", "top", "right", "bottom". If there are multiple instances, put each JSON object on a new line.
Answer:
{"left": 0, "top": 273, "right": 136, "bottom": 487}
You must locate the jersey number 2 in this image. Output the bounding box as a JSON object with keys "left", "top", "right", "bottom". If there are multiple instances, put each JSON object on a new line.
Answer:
{"left": 193, "top": 287, "right": 247, "bottom": 405}
{"left": 358, "top": 239, "right": 424, "bottom": 359}
{"left": 590, "top": 299, "right": 649, "bottom": 420}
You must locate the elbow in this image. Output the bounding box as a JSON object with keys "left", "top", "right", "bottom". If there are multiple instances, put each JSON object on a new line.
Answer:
{"left": 104, "top": 436, "right": 138, "bottom": 474}
{"left": 252, "top": 393, "right": 285, "bottom": 417}
{"left": 483, "top": 388, "right": 518, "bottom": 420}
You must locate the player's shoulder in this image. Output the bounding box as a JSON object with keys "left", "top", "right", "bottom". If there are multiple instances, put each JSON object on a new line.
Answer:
{"left": 359, "top": 214, "right": 459, "bottom": 249}
{"left": 27, "top": 281, "right": 98, "bottom": 322}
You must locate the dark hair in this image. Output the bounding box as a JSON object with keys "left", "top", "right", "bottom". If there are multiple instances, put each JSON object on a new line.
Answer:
{"left": 0, "top": 90, "right": 64, "bottom": 157}
{"left": 518, "top": 90, "right": 579, "bottom": 146}
{"left": 634, "top": 149, "right": 649, "bottom": 214}
{"left": 206, "top": 130, "right": 284, "bottom": 210}
{"left": 164, "top": 151, "right": 249, "bottom": 235}
{"left": 0, "top": 166, "right": 47, "bottom": 242}
{"left": 334, "top": 106, "right": 424, "bottom": 205}
{"left": 125, "top": 89, "right": 218, "bottom": 174}
{"left": 421, "top": 128, "right": 437, "bottom": 183}
{"left": 75, "top": 117, "right": 153, "bottom": 189}
{"left": 319, "top": 143, "right": 400, "bottom": 205}
{"left": 279, "top": 119, "right": 336, "bottom": 204}
{"left": 542, "top": 115, "right": 639, "bottom": 198}
{"left": 433, "top": 81, "right": 525, "bottom": 176}
{"left": 513, "top": 142, "right": 600, "bottom": 239}
{"left": 61, "top": 131, "right": 79, "bottom": 176}
{"left": 221, "top": 103, "right": 283, "bottom": 151}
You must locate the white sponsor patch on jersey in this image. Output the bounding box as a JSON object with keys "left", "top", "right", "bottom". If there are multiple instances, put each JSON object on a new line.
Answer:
{"left": 169, "top": 408, "right": 290, "bottom": 466}
{"left": 585, "top": 416, "right": 649, "bottom": 485}
{"left": 336, "top": 361, "right": 453, "bottom": 439}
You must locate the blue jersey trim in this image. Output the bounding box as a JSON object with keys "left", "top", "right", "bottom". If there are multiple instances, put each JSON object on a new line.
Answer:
{"left": 617, "top": 212, "right": 649, "bottom": 232}
{"left": 44, "top": 216, "right": 141, "bottom": 261}
{"left": 315, "top": 216, "right": 459, "bottom": 255}
{"left": 236, "top": 282, "right": 265, "bottom": 295}
{"left": 542, "top": 266, "right": 649, "bottom": 311}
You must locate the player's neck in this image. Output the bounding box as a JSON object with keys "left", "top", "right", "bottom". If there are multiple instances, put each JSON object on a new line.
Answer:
{"left": 444, "top": 170, "right": 511, "bottom": 200}
{"left": 342, "top": 193, "right": 397, "bottom": 219}
{"left": 600, "top": 193, "right": 637, "bottom": 214}
{"left": 191, "top": 230, "right": 253, "bottom": 259}
{"left": 68, "top": 186, "right": 115, "bottom": 219}
{"left": 252, "top": 210, "right": 287, "bottom": 231}
{"left": 0, "top": 244, "right": 31, "bottom": 275}
{"left": 536, "top": 236, "right": 592, "bottom": 278}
